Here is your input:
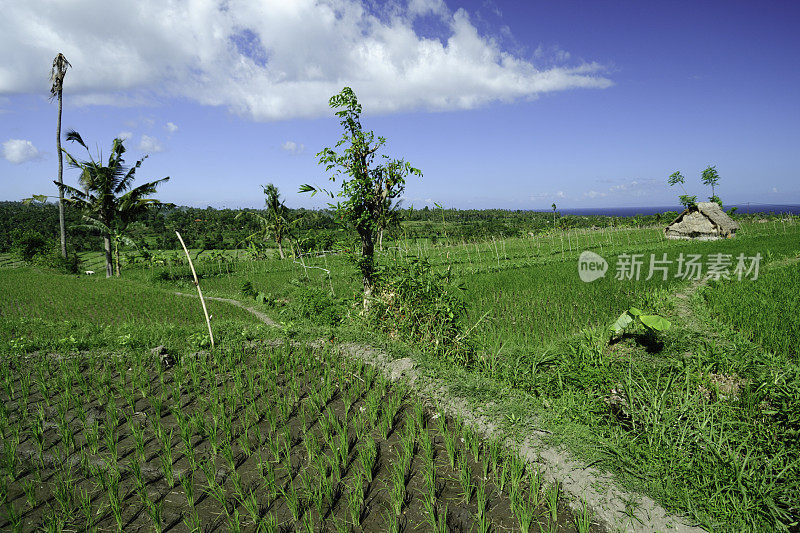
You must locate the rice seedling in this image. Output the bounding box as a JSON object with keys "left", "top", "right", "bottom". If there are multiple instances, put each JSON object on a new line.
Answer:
{"left": 222, "top": 439, "right": 237, "bottom": 473}
{"left": 475, "top": 476, "right": 488, "bottom": 521}
{"left": 183, "top": 510, "right": 201, "bottom": 533}
{"left": 278, "top": 479, "right": 303, "bottom": 522}
{"left": 326, "top": 449, "right": 343, "bottom": 484}
{"left": 419, "top": 427, "right": 434, "bottom": 463}
{"left": 382, "top": 507, "right": 402, "bottom": 533}
{"left": 358, "top": 435, "right": 378, "bottom": 483}
{"left": 400, "top": 416, "right": 418, "bottom": 458}
{"left": 238, "top": 487, "right": 261, "bottom": 528}
{"left": 201, "top": 458, "right": 227, "bottom": 512}
{"left": 421, "top": 477, "right": 443, "bottom": 530}
{"left": 443, "top": 428, "right": 458, "bottom": 468}
{"left": 389, "top": 458, "right": 409, "bottom": 516}
{"left": 180, "top": 470, "right": 196, "bottom": 508}
{"left": 457, "top": 453, "right": 474, "bottom": 504}
{"left": 515, "top": 494, "right": 536, "bottom": 533}
{"left": 130, "top": 454, "right": 147, "bottom": 502}
{"left": 23, "top": 479, "right": 36, "bottom": 510}
{"left": 347, "top": 472, "right": 366, "bottom": 528}
{"left": 4, "top": 500, "right": 23, "bottom": 532}
{"left": 146, "top": 497, "right": 165, "bottom": 533}
{"left": 86, "top": 418, "right": 101, "bottom": 455}
{"left": 464, "top": 426, "right": 481, "bottom": 462}
{"left": 106, "top": 469, "right": 124, "bottom": 531}
{"left": 52, "top": 470, "right": 76, "bottom": 517}
{"left": 78, "top": 486, "right": 93, "bottom": 528}
{"left": 574, "top": 498, "right": 594, "bottom": 533}
{"left": 423, "top": 457, "right": 440, "bottom": 500}
{"left": 526, "top": 468, "right": 543, "bottom": 509}
{"left": 547, "top": 480, "right": 561, "bottom": 523}
{"left": 303, "top": 428, "right": 319, "bottom": 464}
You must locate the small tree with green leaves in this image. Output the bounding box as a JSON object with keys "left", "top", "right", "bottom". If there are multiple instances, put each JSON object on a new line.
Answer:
{"left": 551, "top": 203, "right": 557, "bottom": 226}
{"left": 238, "top": 183, "right": 294, "bottom": 259}
{"left": 57, "top": 130, "right": 169, "bottom": 277}
{"left": 667, "top": 171, "right": 697, "bottom": 209}
{"left": 701, "top": 165, "right": 722, "bottom": 206}
{"left": 301, "top": 87, "right": 422, "bottom": 300}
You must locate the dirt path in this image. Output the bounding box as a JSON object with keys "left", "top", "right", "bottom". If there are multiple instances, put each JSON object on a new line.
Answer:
{"left": 173, "top": 291, "right": 278, "bottom": 326}
{"left": 173, "top": 289, "right": 704, "bottom": 532}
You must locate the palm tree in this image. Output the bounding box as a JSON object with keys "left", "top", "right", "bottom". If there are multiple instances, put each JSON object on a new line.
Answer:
{"left": 50, "top": 53, "right": 72, "bottom": 259}
{"left": 57, "top": 130, "right": 169, "bottom": 277}
{"left": 238, "top": 183, "right": 293, "bottom": 259}
{"left": 551, "top": 203, "right": 557, "bottom": 226}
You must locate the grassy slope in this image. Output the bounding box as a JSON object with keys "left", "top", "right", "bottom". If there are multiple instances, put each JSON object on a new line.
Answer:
{"left": 0, "top": 267, "right": 265, "bottom": 356}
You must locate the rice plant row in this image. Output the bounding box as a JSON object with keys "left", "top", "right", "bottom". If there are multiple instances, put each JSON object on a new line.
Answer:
{"left": 0, "top": 343, "right": 593, "bottom": 532}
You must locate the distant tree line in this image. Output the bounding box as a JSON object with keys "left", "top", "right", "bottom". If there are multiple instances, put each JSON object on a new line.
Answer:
{"left": 1, "top": 200, "right": 784, "bottom": 258}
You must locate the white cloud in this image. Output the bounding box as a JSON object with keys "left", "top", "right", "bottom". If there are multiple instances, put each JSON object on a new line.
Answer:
{"left": 165, "top": 122, "right": 178, "bottom": 134}
{"left": 2, "top": 139, "right": 40, "bottom": 164}
{"left": 117, "top": 131, "right": 133, "bottom": 141}
{"left": 137, "top": 134, "right": 163, "bottom": 153}
{"left": 604, "top": 178, "right": 660, "bottom": 198}
{"left": 0, "top": 1, "right": 612, "bottom": 121}
{"left": 583, "top": 190, "right": 607, "bottom": 199}
{"left": 280, "top": 140, "right": 304, "bottom": 155}
{"left": 530, "top": 191, "right": 567, "bottom": 201}
{"left": 408, "top": 0, "right": 448, "bottom": 17}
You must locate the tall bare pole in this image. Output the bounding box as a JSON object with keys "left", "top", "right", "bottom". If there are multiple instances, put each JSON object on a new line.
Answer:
{"left": 175, "top": 231, "right": 215, "bottom": 348}
{"left": 50, "top": 53, "right": 71, "bottom": 258}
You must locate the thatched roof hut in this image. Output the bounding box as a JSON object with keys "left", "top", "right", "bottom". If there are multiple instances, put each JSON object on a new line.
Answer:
{"left": 665, "top": 202, "right": 739, "bottom": 240}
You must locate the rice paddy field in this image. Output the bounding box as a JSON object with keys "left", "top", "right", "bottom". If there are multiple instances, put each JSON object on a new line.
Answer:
{"left": 1, "top": 217, "right": 799, "bottom": 532}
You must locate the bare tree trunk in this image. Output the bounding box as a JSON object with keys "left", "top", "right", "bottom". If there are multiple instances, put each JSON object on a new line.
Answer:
{"left": 360, "top": 231, "right": 375, "bottom": 310}
{"left": 114, "top": 240, "right": 120, "bottom": 277}
{"left": 378, "top": 228, "right": 384, "bottom": 251}
{"left": 103, "top": 235, "right": 113, "bottom": 278}
{"left": 276, "top": 237, "right": 285, "bottom": 259}
{"left": 56, "top": 89, "right": 67, "bottom": 258}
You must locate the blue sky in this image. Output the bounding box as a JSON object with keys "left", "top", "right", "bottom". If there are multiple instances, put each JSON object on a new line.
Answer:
{"left": 1, "top": 0, "right": 798, "bottom": 210}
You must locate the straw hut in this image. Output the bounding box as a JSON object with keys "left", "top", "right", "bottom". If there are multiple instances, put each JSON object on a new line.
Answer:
{"left": 665, "top": 202, "right": 739, "bottom": 240}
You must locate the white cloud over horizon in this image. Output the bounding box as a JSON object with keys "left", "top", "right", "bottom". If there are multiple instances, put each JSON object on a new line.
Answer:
{"left": 2, "top": 139, "right": 40, "bottom": 164}
{"left": 280, "top": 140, "right": 305, "bottom": 155}
{"left": 165, "top": 122, "right": 178, "bottom": 134}
{"left": 0, "top": 0, "right": 612, "bottom": 121}
{"left": 137, "top": 135, "right": 164, "bottom": 153}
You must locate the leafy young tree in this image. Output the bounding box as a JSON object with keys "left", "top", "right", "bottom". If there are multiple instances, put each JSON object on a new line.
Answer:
{"left": 302, "top": 87, "right": 422, "bottom": 298}
{"left": 57, "top": 130, "right": 169, "bottom": 277}
{"left": 701, "top": 165, "right": 722, "bottom": 206}
{"left": 237, "top": 183, "right": 294, "bottom": 259}
{"left": 551, "top": 203, "right": 557, "bottom": 226}
{"left": 667, "top": 171, "right": 697, "bottom": 209}
{"left": 50, "top": 53, "right": 72, "bottom": 259}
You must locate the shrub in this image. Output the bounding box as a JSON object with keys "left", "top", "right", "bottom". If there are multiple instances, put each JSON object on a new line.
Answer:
{"left": 371, "top": 258, "right": 469, "bottom": 360}
{"left": 293, "top": 285, "right": 343, "bottom": 327}
{"left": 13, "top": 231, "right": 48, "bottom": 261}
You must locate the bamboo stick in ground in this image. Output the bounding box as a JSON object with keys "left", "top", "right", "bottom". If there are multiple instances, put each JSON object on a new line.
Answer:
{"left": 175, "top": 231, "right": 214, "bottom": 348}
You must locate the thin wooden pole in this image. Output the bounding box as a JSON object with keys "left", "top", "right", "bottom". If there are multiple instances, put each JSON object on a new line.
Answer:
{"left": 175, "top": 231, "right": 214, "bottom": 348}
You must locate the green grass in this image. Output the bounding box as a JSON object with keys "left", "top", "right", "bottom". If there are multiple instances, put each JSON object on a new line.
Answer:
{"left": 701, "top": 262, "right": 800, "bottom": 357}
{"left": 0, "top": 266, "right": 265, "bottom": 355}
{"left": 3, "top": 218, "right": 799, "bottom": 531}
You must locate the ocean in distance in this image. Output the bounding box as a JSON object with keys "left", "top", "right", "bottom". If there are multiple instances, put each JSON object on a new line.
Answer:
{"left": 556, "top": 203, "right": 800, "bottom": 217}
